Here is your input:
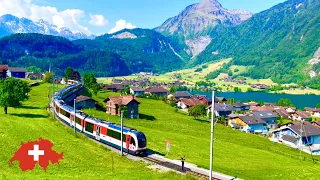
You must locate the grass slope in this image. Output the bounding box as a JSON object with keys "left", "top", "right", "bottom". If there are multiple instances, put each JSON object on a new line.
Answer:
{"left": 0, "top": 84, "right": 191, "bottom": 180}
{"left": 85, "top": 90, "right": 320, "bottom": 180}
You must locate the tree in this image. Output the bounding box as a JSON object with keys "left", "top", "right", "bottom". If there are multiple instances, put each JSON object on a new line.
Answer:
{"left": 317, "top": 104, "right": 320, "bottom": 108}
{"left": 27, "top": 66, "right": 42, "bottom": 73}
{"left": 0, "top": 78, "right": 31, "bottom": 114}
{"left": 65, "top": 66, "right": 73, "bottom": 80}
{"left": 188, "top": 105, "right": 206, "bottom": 119}
{"left": 277, "top": 98, "right": 294, "bottom": 107}
{"left": 43, "top": 72, "right": 53, "bottom": 83}
{"left": 169, "top": 86, "right": 176, "bottom": 93}
{"left": 83, "top": 73, "right": 100, "bottom": 95}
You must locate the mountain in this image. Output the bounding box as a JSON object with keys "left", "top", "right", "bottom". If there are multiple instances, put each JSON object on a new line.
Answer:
{"left": 156, "top": 0, "right": 253, "bottom": 58}
{"left": 196, "top": 0, "right": 320, "bottom": 87}
{"left": 0, "top": 29, "right": 185, "bottom": 77}
{"left": 0, "top": 14, "right": 95, "bottom": 40}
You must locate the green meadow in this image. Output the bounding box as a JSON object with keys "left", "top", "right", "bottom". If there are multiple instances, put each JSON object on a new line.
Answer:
{"left": 0, "top": 83, "right": 193, "bottom": 180}
{"left": 84, "top": 90, "right": 320, "bottom": 180}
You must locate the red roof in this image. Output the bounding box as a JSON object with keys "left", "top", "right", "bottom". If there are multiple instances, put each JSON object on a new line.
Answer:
{"left": 146, "top": 86, "right": 168, "bottom": 93}
{"left": 296, "top": 111, "right": 311, "bottom": 118}
{"left": 0, "top": 65, "right": 8, "bottom": 71}
{"left": 180, "top": 98, "right": 203, "bottom": 107}
{"left": 104, "top": 96, "right": 141, "bottom": 105}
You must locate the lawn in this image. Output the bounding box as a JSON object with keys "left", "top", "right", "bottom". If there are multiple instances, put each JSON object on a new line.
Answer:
{"left": 84, "top": 90, "right": 320, "bottom": 180}
{"left": 0, "top": 83, "right": 192, "bottom": 180}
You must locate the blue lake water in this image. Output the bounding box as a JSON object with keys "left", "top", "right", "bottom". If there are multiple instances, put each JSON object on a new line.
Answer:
{"left": 189, "top": 91, "right": 320, "bottom": 109}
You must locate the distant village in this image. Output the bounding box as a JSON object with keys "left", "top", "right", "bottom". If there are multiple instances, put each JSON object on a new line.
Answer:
{"left": 1, "top": 65, "right": 320, "bottom": 155}
{"left": 98, "top": 78, "right": 320, "bottom": 155}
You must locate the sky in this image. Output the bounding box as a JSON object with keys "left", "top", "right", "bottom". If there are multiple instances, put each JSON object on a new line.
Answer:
{"left": 0, "top": 0, "right": 287, "bottom": 35}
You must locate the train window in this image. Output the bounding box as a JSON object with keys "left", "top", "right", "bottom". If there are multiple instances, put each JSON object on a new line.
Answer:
{"left": 107, "top": 130, "right": 126, "bottom": 141}
{"left": 75, "top": 117, "right": 81, "bottom": 125}
{"left": 85, "top": 122, "right": 94, "bottom": 133}
{"left": 130, "top": 137, "right": 135, "bottom": 146}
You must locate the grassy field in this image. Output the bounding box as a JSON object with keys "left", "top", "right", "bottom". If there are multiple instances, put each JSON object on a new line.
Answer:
{"left": 84, "top": 90, "right": 320, "bottom": 180}
{"left": 0, "top": 83, "right": 192, "bottom": 180}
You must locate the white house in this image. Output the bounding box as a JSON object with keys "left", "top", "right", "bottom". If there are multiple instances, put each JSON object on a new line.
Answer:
{"left": 305, "top": 107, "right": 320, "bottom": 118}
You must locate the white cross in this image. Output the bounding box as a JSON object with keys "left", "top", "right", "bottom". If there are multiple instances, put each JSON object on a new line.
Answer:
{"left": 28, "top": 144, "right": 44, "bottom": 161}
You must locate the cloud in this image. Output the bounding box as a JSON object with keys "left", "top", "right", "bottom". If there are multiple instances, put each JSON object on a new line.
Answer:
{"left": 108, "top": 19, "right": 136, "bottom": 34}
{"left": 88, "top": 14, "right": 108, "bottom": 27}
{"left": 0, "top": 0, "right": 93, "bottom": 35}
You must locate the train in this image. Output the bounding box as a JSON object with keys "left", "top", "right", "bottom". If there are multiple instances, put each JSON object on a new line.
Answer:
{"left": 52, "top": 83, "right": 147, "bottom": 156}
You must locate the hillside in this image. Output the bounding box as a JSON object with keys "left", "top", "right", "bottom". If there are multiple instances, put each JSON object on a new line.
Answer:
{"left": 0, "top": 83, "right": 187, "bottom": 179}
{"left": 0, "top": 31, "right": 185, "bottom": 76}
{"left": 85, "top": 89, "right": 320, "bottom": 180}
{"left": 197, "top": 0, "right": 320, "bottom": 86}
{"left": 156, "top": 0, "right": 252, "bottom": 57}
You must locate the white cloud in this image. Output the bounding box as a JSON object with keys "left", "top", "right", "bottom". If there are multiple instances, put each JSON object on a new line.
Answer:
{"left": 108, "top": 19, "right": 136, "bottom": 34}
{"left": 0, "top": 0, "right": 94, "bottom": 35}
{"left": 89, "top": 14, "right": 108, "bottom": 27}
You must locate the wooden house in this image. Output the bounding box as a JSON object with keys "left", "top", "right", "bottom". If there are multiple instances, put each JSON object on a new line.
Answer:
{"left": 104, "top": 96, "right": 140, "bottom": 118}
{"left": 145, "top": 86, "right": 168, "bottom": 97}
{"left": 7, "top": 67, "right": 27, "bottom": 78}
{"left": 75, "top": 95, "right": 96, "bottom": 109}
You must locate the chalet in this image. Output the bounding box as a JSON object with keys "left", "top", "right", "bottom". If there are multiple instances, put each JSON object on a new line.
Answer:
{"left": 75, "top": 95, "right": 96, "bottom": 110}
{"left": 305, "top": 107, "right": 320, "bottom": 118}
{"left": 103, "top": 84, "right": 124, "bottom": 92}
{"left": 145, "top": 86, "right": 168, "bottom": 97}
{"left": 233, "top": 102, "right": 250, "bottom": 111}
{"left": 177, "top": 98, "right": 203, "bottom": 109}
{"left": 312, "top": 121, "right": 320, "bottom": 129}
{"left": 0, "top": 65, "right": 8, "bottom": 79}
{"left": 104, "top": 96, "right": 140, "bottom": 119}
{"left": 275, "top": 108, "right": 290, "bottom": 119}
{"left": 229, "top": 115, "right": 268, "bottom": 134}
{"left": 171, "top": 91, "right": 192, "bottom": 100}
{"left": 207, "top": 103, "right": 233, "bottom": 118}
{"left": 130, "top": 86, "right": 145, "bottom": 96}
{"left": 250, "top": 105, "right": 275, "bottom": 112}
{"left": 272, "top": 122, "right": 320, "bottom": 154}
{"left": 197, "top": 95, "right": 220, "bottom": 106}
{"left": 252, "top": 111, "right": 278, "bottom": 129}
{"left": 290, "top": 111, "right": 311, "bottom": 121}
{"left": 7, "top": 67, "right": 27, "bottom": 78}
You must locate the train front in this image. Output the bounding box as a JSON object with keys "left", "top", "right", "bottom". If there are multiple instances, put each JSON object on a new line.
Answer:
{"left": 134, "top": 131, "right": 147, "bottom": 156}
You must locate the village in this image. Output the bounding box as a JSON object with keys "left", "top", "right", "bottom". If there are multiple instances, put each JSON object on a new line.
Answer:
{"left": 2, "top": 64, "right": 320, "bottom": 156}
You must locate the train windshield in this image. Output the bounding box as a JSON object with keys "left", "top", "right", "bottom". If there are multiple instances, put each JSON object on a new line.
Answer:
{"left": 137, "top": 132, "right": 146, "bottom": 148}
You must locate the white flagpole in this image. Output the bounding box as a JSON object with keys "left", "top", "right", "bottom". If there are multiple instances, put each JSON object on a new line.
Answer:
{"left": 209, "top": 90, "right": 215, "bottom": 179}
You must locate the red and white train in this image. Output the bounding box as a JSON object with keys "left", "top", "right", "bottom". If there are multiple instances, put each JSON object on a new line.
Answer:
{"left": 53, "top": 83, "right": 147, "bottom": 155}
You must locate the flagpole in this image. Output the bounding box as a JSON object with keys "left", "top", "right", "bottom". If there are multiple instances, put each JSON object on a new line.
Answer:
{"left": 121, "top": 111, "right": 124, "bottom": 156}
{"left": 209, "top": 90, "right": 215, "bottom": 179}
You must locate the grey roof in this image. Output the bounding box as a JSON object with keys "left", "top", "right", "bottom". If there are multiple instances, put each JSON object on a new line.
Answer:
{"left": 253, "top": 111, "right": 278, "bottom": 119}
{"left": 239, "top": 115, "right": 266, "bottom": 125}
{"left": 288, "top": 122, "right": 320, "bottom": 137}
{"left": 215, "top": 104, "right": 233, "bottom": 112}
{"left": 173, "top": 91, "right": 191, "bottom": 98}
{"left": 282, "top": 135, "right": 299, "bottom": 143}
{"left": 8, "top": 67, "right": 27, "bottom": 72}
{"left": 233, "top": 102, "right": 250, "bottom": 108}
{"left": 130, "top": 86, "right": 144, "bottom": 92}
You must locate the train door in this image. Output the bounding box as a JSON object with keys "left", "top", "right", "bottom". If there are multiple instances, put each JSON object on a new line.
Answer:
{"left": 96, "top": 126, "right": 100, "bottom": 141}
{"left": 126, "top": 135, "right": 130, "bottom": 150}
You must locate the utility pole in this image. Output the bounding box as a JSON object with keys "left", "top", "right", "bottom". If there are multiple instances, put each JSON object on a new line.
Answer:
{"left": 74, "top": 99, "right": 76, "bottom": 133}
{"left": 121, "top": 111, "right": 124, "bottom": 156}
{"left": 209, "top": 90, "right": 215, "bottom": 180}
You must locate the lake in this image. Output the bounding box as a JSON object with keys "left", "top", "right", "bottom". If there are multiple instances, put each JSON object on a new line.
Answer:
{"left": 189, "top": 91, "right": 320, "bottom": 109}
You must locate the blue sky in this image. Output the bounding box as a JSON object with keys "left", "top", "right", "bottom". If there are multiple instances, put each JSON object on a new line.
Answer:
{"left": 0, "top": 0, "right": 287, "bottom": 35}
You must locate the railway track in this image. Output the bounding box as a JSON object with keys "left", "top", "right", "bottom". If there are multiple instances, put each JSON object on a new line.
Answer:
{"left": 143, "top": 156, "right": 220, "bottom": 180}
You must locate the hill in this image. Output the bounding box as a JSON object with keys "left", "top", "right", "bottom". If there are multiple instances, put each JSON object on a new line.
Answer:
{"left": 197, "top": 0, "right": 320, "bottom": 87}
{"left": 85, "top": 89, "right": 320, "bottom": 180}
{"left": 156, "top": 0, "right": 252, "bottom": 57}
{"left": 0, "top": 83, "right": 188, "bottom": 179}
{"left": 0, "top": 31, "right": 185, "bottom": 76}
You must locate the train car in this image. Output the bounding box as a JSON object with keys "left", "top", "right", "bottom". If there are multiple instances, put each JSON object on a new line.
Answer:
{"left": 53, "top": 85, "right": 147, "bottom": 156}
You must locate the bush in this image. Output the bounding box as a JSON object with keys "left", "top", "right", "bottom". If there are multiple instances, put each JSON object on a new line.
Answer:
{"left": 202, "top": 65, "right": 208, "bottom": 69}
{"left": 234, "top": 68, "right": 239, "bottom": 73}
{"left": 188, "top": 105, "right": 206, "bottom": 119}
